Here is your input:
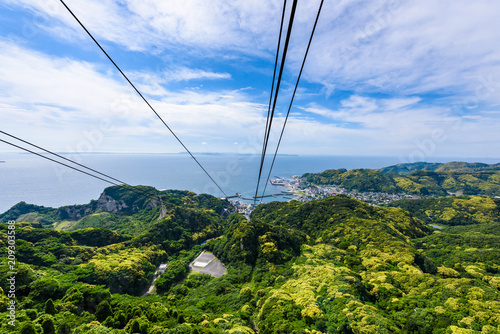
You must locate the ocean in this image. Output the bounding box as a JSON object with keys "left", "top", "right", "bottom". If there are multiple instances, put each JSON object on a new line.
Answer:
{"left": 1, "top": 152, "right": 499, "bottom": 214}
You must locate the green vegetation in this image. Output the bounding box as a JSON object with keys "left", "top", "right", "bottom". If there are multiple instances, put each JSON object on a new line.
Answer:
{"left": 389, "top": 196, "right": 500, "bottom": 226}
{"left": 379, "top": 161, "right": 500, "bottom": 174}
{"left": 0, "top": 186, "right": 232, "bottom": 236}
{"left": 303, "top": 162, "right": 500, "bottom": 196}
{"left": 1, "top": 184, "right": 500, "bottom": 333}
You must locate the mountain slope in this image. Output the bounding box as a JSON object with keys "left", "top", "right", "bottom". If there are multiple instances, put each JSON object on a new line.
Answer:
{"left": 0, "top": 186, "right": 232, "bottom": 236}
{"left": 389, "top": 195, "right": 500, "bottom": 226}
{"left": 379, "top": 161, "right": 500, "bottom": 174}
{"left": 2, "top": 192, "right": 500, "bottom": 333}
{"left": 303, "top": 163, "right": 500, "bottom": 196}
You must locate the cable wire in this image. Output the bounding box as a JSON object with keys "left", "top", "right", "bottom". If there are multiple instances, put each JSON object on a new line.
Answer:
{"left": 254, "top": 0, "right": 298, "bottom": 202}
{"left": 59, "top": 0, "right": 227, "bottom": 197}
{"left": 260, "top": 0, "right": 325, "bottom": 201}
{"left": 258, "top": 0, "right": 287, "bottom": 189}
{"left": 1, "top": 130, "right": 151, "bottom": 197}
{"left": 0, "top": 132, "right": 163, "bottom": 203}
{"left": 1, "top": 139, "right": 118, "bottom": 186}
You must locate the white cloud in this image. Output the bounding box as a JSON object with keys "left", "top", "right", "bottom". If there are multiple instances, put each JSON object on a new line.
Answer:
{"left": 0, "top": 40, "right": 267, "bottom": 153}
{"left": 340, "top": 95, "right": 378, "bottom": 114}
{"left": 129, "top": 67, "right": 231, "bottom": 97}
{"left": 7, "top": 0, "right": 500, "bottom": 104}
{"left": 381, "top": 97, "right": 421, "bottom": 111}
{"left": 0, "top": 40, "right": 131, "bottom": 117}
{"left": 303, "top": 95, "right": 421, "bottom": 124}
{"left": 303, "top": 0, "right": 500, "bottom": 101}
{"left": 3, "top": 0, "right": 286, "bottom": 55}
{"left": 1, "top": 1, "right": 500, "bottom": 158}
{"left": 298, "top": 94, "right": 500, "bottom": 157}
{"left": 131, "top": 67, "right": 231, "bottom": 84}
{"left": 167, "top": 68, "right": 231, "bottom": 82}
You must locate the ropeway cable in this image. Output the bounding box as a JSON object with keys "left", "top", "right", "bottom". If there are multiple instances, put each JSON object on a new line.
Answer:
{"left": 59, "top": 0, "right": 227, "bottom": 197}
{"left": 260, "top": 0, "right": 325, "bottom": 201}
{"left": 254, "top": 0, "right": 299, "bottom": 203}
{"left": 0, "top": 133, "right": 164, "bottom": 203}
{"left": 258, "top": 0, "right": 288, "bottom": 197}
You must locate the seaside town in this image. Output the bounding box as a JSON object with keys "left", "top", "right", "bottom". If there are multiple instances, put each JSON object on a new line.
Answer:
{"left": 228, "top": 176, "right": 421, "bottom": 218}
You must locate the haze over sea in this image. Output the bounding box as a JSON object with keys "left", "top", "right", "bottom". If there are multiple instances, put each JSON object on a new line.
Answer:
{"left": 1, "top": 153, "right": 499, "bottom": 214}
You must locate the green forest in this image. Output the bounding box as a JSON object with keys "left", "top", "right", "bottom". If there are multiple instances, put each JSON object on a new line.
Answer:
{"left": 302, "top": 161, "right": 500, "bottom": 196}
{"left": 1, "top": 183, "right": 500, "bottom": 333}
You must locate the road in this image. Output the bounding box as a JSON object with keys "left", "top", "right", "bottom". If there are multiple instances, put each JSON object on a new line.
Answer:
{"left": 142, "top": 263, "right": 167, "bottom": 297}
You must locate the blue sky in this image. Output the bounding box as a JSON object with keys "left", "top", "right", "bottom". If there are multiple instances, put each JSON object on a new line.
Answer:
{"left": 1, "top": 0, "right": 500, "bottom": 161}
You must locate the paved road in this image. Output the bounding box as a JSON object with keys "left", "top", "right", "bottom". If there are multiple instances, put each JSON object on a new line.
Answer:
{"left": 142, "top": 263, "right": 167, "bottom": 297}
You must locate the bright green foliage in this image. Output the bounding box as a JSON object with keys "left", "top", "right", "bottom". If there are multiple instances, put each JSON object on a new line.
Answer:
{"left": 135, "top": 206, "right": 223, "bottom": 252}
{"left": 45, "top": 298, "right": 56, "bottom": 315}
{"left": 77, "top": 245, "right": 162, "bottom": 295}
{"left": 0, "top": 185, "right": 232, "bottom": 229}
{"left": 70, "top": 228, "right": 130, "bottom": 247}
{"left": 155, "top": 260, "right": 189, "bottom": 294}
{"left": 380, "top": 161, "right": 500, "bottom": 174}
{"left": 252, "top": 195, "right": 430, "bottom": 240}
{"left": 390, "top": 196, "right": 500, "bottom": 226}
{"left": 3, "top": 186, "right": 500, "bottom": 334}
{"left": 28, "top": 277, "right": 63, "bottom": 301}
{"left": 95, "top": 300, "right": 113, "bottom": 322}
{"left": 303, "top": 165, "right": 500, "bottom": 196}
{"left": 0, "top": 201, "right": 59, "bottom": 225}
{"left": 212, "top": 217, "right": 306, "bottom": 265}
{"left": 303, "top": 168, "right": 400, "bottom": 193}
{"left": 127, "top": 319, "right": 141, "bottom": 333}
{"left": 41, "top": 316, "right": 56, "bottom": 334}
{"left": 19, "top": 321, "right": 37, "bottom": 334}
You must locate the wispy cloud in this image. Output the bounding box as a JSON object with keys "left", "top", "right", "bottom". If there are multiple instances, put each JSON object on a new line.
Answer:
{"left": 305, "top": 0, "right": 500, "bottom": 101}
{"left": 0, "top": 41, "right": 263, "bottom": 153}
{"left": 167, "top": 68, "right": 231, "bottom": 82}
{"left": 2, "top": 0, "right": 285, "bottom": 55}
{"left": 129, "top": 67, "right": 231, "bottom": 97}
{"left": 1, "top": 0, "right": 500, "bottom": 158}
{"left": 7, "top": 0, "right": 500, "bottom": 103}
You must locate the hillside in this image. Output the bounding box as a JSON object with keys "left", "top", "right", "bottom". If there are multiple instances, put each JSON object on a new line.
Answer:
{"left": 379, "top": 161, "right": 500, "bottom": 174}
{"left": 302, "top": 161, "right": 500, "bottom": 196}
{"left": 2, "top": 188, "right": 500, "bottom": 333}
{"left": 0, "top": 186, "right": 232, "bottom": 236}
{"left": 389, "top": 195, "right": 500, "bottom": 226}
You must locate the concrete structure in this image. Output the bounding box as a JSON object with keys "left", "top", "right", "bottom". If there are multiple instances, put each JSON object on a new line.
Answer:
{"left": 158, "top": 263, "right": 167, "bottom": 274}
{"left": 189, "top": 251, "right": 227, "bottom": 278}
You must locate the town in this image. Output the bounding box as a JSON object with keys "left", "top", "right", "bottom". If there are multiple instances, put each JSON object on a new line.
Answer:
{"left": 228, "top": 175, "right": 421, "bottom": 218}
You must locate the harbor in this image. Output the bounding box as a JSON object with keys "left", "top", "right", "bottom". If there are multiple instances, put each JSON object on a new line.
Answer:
{"left": 226, "top": 175, "right": 423, "bottom": 219}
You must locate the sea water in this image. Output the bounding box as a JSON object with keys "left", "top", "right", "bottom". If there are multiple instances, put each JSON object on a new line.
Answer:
{"left": 1, "top": 152, "right": 498, "bottom": 214}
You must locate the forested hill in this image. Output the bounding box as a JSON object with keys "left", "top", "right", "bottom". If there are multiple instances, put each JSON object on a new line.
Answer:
{"left": 302, "top": 161, "right": 500, "bottom": 196}
{"left": 0, "top": 185, "right": 232, "bottom": 235}
{"left": 379, "top": 161, "right": 500, "bottom": 174}
{"left": 2, "top": 188, "right": 500, "bottom": 333}
{"left": 389, "top": 195, "right": 500, "bottom": 226}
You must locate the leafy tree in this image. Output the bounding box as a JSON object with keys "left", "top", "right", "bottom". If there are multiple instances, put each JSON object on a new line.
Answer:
{"left": 155, "top": 260, "right": 189, "bottom": 294}
{"left": 25, "top": 309, "right": 38, "bottom": 320}
{"left": 128, "top": 319, "right": 141, "bottom": 333}
{"left": 95, "top": 300, "right": 113, "bottom": 322}
{"left": 44, "top": 298, "right": 56, "bottom": 315}
{"left": 57, "top": 321, "right": 72, "bottom": 334}
{"left": 114, "top": 311, "right": 127, "bottom": 329}
{"left": 19, "top": 321, "right": 37, "bottom": 334}
{"left": 414, "top": 253, "right": 437, "bottom": 274}
{"left": 102, "top": 316, "right": 114, "bottom": 328}
{"left": 42, "top": 317, "right": 56, "bottom": 334}
{"left": 28, "top": 277, "right": 62, "bottom": 301}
